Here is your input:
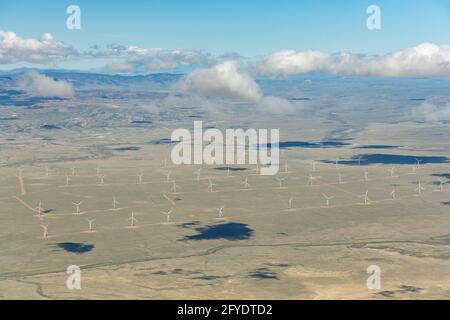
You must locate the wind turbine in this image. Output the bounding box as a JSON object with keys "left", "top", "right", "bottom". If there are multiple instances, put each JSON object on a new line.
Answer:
{"left": 218, "top": 206, "right": 224, "bottom": 217}
{"left": 96, "top": 167, "right": 101, "bottom": 176}
{"left": 240, "top": 177, "right": 250, "bottom": 190}
{"left": 390, "top": 187, "right": 397, "bottom": 200}
{"left": 208, "top": 178, "right": 217, "bottom": 192}
{"left": 308, "top": 174, "right": 319, "bottom": 186}
{"left": 35, "top": 200, "right": 43, "bottom": 215}
{"left": 276, "top": 177, "right": 286, "bottom": 189}
{"left": 388, "top": 167, "right": 395, "bottom": 177}
{"left": 45, "top": 166, "right": 50, "bottom": 177}
{"left": 357, "top": 156, "right": 362, "bottom": 166}
{"left": 196, "top": 168, "right": 202, "bottom": 181}
{"left": 338, "top": 173, "right": 344, "bottom": 185}
{"left": 161, "top": 209, "right": 173, "bottom": 223}
{"left": 71, "top": 167, "right": 76, "bottom": 176}
{"left": 98, "top": 174, "right": 106, "bottom": 185}
{"left": 287, "top": 197, "right": 294, "bottom": 209}
{"left": 162, "top": 159, "right": 168, "bottom": 168}
{"left": 137, "top": 173, "right": 144, "bottom": 184}
{"left": 86, "top": 219, "right": 95, "bottom": 232}
{"left": 322, "top": 193, "right": 334, "bottom": 207}
{"left": 415, "top": 158, "right": 422, "bottom": 169}
{"left": 284, "top": 160, "right": 288, "bottom": 173}
{"left": 72, "top": 201, "right": 82, "bottom": 214}
{"left": 171, "top": 180, "right": 180, "bottom": 193}
{"left": 128, "top": 211, "right": 138, "bottom": 227}
{"left": 438, "top": 178, "right": 445, "bottom": 192}
{"left": 226, "top": 167, "right": 231, "bottom": 177}
{"left": 364, "top": 170, "right": 369, "bottom": 182}
{"left": 113, "top": 196, "right": 119, "bottom": 209}
{"left": 41, "top": 224, "right": 49, "bottom": 239}
{"left": 312, "top": 160, "right": 317, "bottom": 172}
{"left": 65, "top": 174, "right": 70, "bottom": 186}
{"left": 166, "top": 171, "right": 171, "bottom": 182}
{"left": 335, "top": 158, "right": 339, "bottom": 169}
{"left": 416, "top": 180, "right": 425, "bottom": 195}
{"left": 359, "top": 190, "right": 370, "bottom": 205}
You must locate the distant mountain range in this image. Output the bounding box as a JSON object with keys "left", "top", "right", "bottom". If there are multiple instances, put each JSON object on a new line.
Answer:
{"left": 0, "top": 69, "right": 183, "bottom": 89}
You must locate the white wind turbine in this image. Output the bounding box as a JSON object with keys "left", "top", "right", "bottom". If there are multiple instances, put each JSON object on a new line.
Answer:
{"left": 161, "top": 209, "right": 173, "bottom": 223}
{"left": 98, "top": 174, "right": 106, "bottom": 185}
{"left": 96, "top": 167, "right": 101, "bottom": 176}
{"left": 287, "top": 197, "right": 294, "bottom": 209}
{"left": 411, "top": 166, "right": 416, "bottom": 174}
{"left": 218, "top": 206, "right": 224, "bottom": 217}
{"left": 65, "top": 174, "right": 70, "bottom": 186}
{"left": 388, "top": 167, "right": 395, "bottom": 177}
{"left": 71, "top": 167, "right": 76, "bottom": 176}
{"left": 359, "top": 190, "right": 370, "bottom": 205}
{"left": 284, "top": 160, "right": 289, "bottom": 173}
{"left": 335, "top": 158, "right": 339, "bottom": 169}
{"left": 337, "top": 173, "right": 344, "bottom": 185}
{"left": 35, "top": 200, "right": 43, "bottom": 215}
{"left": 438, "top": 178, "right": 446, "bottom": 192}
{"left": 322, "top": 193, "right": 334, "bottom": 207}
{"left": 364, "top": 170, "right": 369, "bottom": 182}
{"left": 137, "top": 173, "right": 144, "bottom": 184}
{"left": 86, "top": 219, "right": 95, "bottom": 232}
{"left": 308, "top": 174, "right": 319, "bottom": 186}
{"left": 45, "top": 166, "right": 50, "bottom": 177}
{"left": 240, "top": 177, "right": 250, "bottom": 190}
{"left": 41, "top": 224, "right": 49, "bottom": 239}
{"left": 208, "top": 178, "right": 217, "bottom": 192}
{"left": 72, "top": 201, "right": 82, "bottom": 214}
{"left": 166, "top": 171, "right": 171, "bottom": 182}
{"left": 416, "top": 180, "right": 425, "bottom": 195}
{"left": 171, "top": 180, "right": 180, "bottom": 193}
{"left": 276, "top": 177, "right": 287, "bottom": 189}
{"left": 128, "top": 211, "right": 138, "bottom": 227}
{"left": 415, "top": 158, "right": 422, "bottom": 169}
{"left": 113, "top": 196, "right": 119, "bottom": 209}
{"left": 390, "top": 187, "right": 397, "bottom": 200}
{"left": 357, "top": 156, "right": 362, "bottom": 166}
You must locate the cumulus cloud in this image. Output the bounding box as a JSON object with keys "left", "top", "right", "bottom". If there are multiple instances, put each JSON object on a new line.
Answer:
{"left": 0, "top": 31, "right": 76, "bottom": 64}
{"left": 258, "top": 96, "right": 294, "bottom": 114}
{"left": 178, "top": 60, "right": 262, "bottom": 101}
{"left": 95, "top": 44, "right": 214, "bottom": 72}
{"left": 17, "top": 71, "right": 74, "bottom": 98}
{"left": 255, "top": 43, "right": 450, "bottom": 77}
{"left": 413, "top": 101, "right": 450, "bottom": 121}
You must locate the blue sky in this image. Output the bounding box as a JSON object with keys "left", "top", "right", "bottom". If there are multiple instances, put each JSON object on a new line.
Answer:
{"left": 1, "top": 0, "right": 449, "bottom": 57}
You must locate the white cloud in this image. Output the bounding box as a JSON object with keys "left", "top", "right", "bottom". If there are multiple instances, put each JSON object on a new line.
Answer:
{"left": 17, "top": 71, "right": 74, "bottom": 98}
{"left": 255, "top": 43, "right": 450, "bottom": 77}
{"left": 0, "top": 31, "right": 76, "bottom": 64}
{"left": 178, "top": 60, "right": 262, "bottom": 101}
{"left": 258, "top": 96, "right": 294, "bottom": 114}
{"left": 95, "top": 45, "right": 214, "bottom": 72}
{"left": 413, "top": 101, "right": 450, "bottom": 121}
